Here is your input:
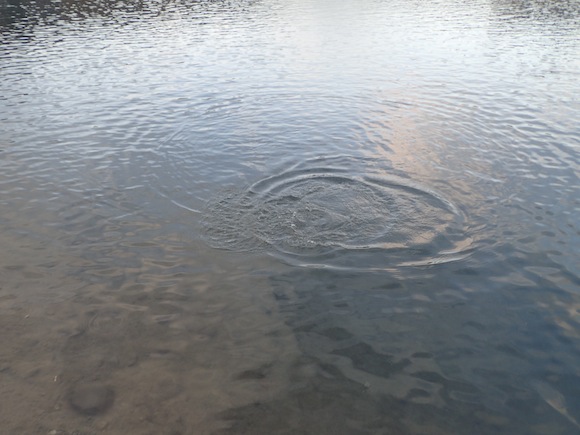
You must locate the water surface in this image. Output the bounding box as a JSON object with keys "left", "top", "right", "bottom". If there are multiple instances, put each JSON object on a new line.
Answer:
{"left": 1, "top": 0, "right": 579, "bottom": 433}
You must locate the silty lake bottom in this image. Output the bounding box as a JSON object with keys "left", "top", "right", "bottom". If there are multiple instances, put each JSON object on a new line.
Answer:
{"left": 0, "top": 0, "right": 579, "bottom": 433}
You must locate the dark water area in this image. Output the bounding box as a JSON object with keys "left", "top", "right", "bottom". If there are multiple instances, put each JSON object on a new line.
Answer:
{"left": 1, "top": 0, "right": 579, "bottom": 433}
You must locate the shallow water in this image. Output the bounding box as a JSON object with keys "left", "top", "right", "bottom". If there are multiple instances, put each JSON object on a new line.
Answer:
{"left": 1, "top": 0, "right": 579, "bottom": 433}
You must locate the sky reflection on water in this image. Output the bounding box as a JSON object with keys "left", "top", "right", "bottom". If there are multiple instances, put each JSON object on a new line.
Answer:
{"left": 1, "top": 0, "right": 579, "bottom": 433}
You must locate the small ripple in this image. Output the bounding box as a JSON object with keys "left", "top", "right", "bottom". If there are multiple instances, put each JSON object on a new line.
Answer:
{"left": 202, "top": 159, "right": 473, "bottom": 271}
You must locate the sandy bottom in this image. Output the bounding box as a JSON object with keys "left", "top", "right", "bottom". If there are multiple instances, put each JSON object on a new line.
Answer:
{"left": 0, "top": 233, "right": 576, "bottom": 435}
{"left": 0, "top": 233, "right": 302, "bottom": 435}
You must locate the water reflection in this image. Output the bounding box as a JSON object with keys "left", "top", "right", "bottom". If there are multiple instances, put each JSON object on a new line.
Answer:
{"left": 0, "top": 0, "right": 258, "bottom": 27}
{"left": 490, "top": 0, "right": 580, "bottom": 25}
{"left": 0, "top": 0, "right": 579, "bottom": 433}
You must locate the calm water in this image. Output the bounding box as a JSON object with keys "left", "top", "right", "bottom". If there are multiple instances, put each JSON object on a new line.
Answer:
{"left": 1, "top": 0, "right": 579, "bottom": 433}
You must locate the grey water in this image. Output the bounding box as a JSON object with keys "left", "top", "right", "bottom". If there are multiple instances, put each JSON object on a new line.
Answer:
{"left": 1, "top": 0, "right": 579, "bottom": 433}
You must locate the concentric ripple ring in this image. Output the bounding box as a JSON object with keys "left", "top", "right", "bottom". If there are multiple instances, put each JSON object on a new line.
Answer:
{"left": 202, "top": 167, "right": 473, "bottom": 270}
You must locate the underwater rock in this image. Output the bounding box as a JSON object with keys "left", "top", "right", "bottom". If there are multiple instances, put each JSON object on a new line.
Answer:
{"left": 68, "top": 382, "right": 114, "bottom": 415}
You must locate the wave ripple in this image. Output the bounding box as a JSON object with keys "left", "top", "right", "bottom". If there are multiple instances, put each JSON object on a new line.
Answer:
{"left": 203, "top": 164, "right": 473, "bottom": 270}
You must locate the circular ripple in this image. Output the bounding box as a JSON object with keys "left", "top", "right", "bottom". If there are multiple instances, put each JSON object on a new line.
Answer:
{"left": 202, "top": 168, "right": 473, "bottom": 270}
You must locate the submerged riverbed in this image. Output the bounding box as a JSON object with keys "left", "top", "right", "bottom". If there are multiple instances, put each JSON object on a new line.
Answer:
{"left": 1, "top": 0, "right": 579, "bottom": 433}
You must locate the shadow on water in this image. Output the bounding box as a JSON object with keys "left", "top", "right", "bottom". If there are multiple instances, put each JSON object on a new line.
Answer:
{"left": 215, "top": 254, "right": 580, "bottom": 434}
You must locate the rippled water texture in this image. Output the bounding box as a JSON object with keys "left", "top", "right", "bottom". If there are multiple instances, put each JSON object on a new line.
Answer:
{"left": 203, "top": 158, "right": 473, "bottom": 270}
{"left": 1, "top": 0, "right": 580, "bottom": 433}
